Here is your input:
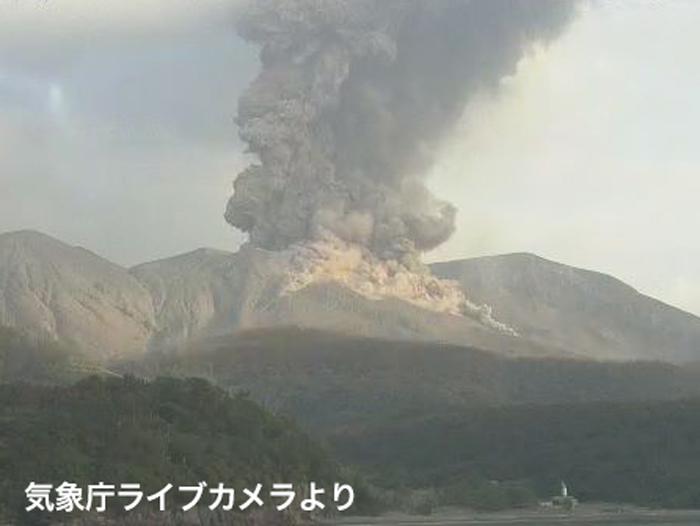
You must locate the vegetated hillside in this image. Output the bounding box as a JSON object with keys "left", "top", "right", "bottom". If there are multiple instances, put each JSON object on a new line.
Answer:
{"left": 0, "top": 375, "right": 341, "bottom": 525}
{"left": 432, "top": 253, "right": 700, "bottom": 363}
{"left": 330, "top": 399, "right": 700, "bottom": 509}
{"left": 0, "top": 326, "right": 103, "bottom": 384}
{"left": 127, "top": 327, "right": 700, "bottom": 433}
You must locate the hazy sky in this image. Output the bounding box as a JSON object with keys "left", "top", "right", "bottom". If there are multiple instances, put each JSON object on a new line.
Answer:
{"left": 1, "top": 1, "right": 699, "bottom": 315}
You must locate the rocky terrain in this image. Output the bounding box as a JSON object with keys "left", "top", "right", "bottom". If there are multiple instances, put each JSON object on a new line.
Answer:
{"left": 0, "top": 230, "right": 154, "bottom": 358}
{"left": 131, "top": 244, "right": 536, "bottom": 357}
{"left": 1, "top": 230, "right": 699, "bottom": 363}
{"left": 433, "top": 254, "right": 700, "bottom": 363}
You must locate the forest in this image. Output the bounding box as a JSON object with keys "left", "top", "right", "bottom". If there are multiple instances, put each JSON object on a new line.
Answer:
{"left": 332, "top": 400, "right": 700, "bottom": 510}
{"left": 4, "top": 326, "right": 700, "bottom": 520}
{"left": 0, "top": 371, "right": 346, "bottom": 524}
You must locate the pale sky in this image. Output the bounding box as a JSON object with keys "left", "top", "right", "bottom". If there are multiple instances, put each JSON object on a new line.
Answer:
{"left": 1, "top": 1, "right": 699, "bottom": 315}
{"left": 426, "top": 1, "right": 700, "bottom": 316}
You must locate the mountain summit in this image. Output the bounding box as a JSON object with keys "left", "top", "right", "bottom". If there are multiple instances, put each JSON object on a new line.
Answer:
{"left": 0, "top": 230, "right": 154, "bottom": 358}
{"left": 1, "top": 231, "right": 699, "bottom": 363}
{"left": 432, "top": 254, "right": 700, "bottom": 363}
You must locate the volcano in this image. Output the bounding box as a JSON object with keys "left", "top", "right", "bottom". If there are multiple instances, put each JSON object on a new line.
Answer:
{"left": 2, "top": 230, "right": 699, "bottom": 364}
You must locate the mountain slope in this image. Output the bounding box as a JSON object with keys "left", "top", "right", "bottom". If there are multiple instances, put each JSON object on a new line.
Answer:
{"left": 130, "top": 248, "right": 248, "bottom": 350}
{"left": 129, "top": 327, "right": 700, "bottom": 432}
{"left": 131, "top": 245, "right": 539, "bottom": 356}
{"left": 0, "top": 231, "right": 155, "bottom": 358}
{"left": 132, "top": 247, "right": 700, "bottom": 362}
{"left": 431, "top": 253, "right": 700, "bottom": 363}
{"left": 2, "top": 231, "right": 699, "bottom": 363}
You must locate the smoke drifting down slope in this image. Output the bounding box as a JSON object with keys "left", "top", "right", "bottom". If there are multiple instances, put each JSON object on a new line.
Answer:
{"left": 226, "top": 0, "right": 575, "bottom": 326}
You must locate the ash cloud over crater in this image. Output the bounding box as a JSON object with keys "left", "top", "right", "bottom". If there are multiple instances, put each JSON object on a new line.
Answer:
{"left": 227, "top": 0, "right": 575, "bottom": 265}
{"left": 226, "top": 0, "right": 576, "bottom": 326}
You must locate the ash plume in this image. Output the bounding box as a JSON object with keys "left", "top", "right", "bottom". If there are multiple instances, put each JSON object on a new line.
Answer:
{"left": 226, "top": 0, "right": 575, "bottom": 327}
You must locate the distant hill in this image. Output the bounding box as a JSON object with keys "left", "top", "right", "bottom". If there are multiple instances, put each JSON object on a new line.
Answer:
{"left": 0, "top": 231, "right": 154, "bottom": 358}
{"left": 432, "top": 253, "right": 700, "bottom": 362}
{"left": 127, "top": 327, "right": 700, "bottom": 432}
{"left": 1, "top": 230, "right": 699, "bottom": 363}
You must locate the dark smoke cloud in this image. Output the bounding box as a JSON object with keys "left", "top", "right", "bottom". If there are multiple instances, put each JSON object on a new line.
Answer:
{"left": 226, "top": 0, "right": 576, "bottom": 268}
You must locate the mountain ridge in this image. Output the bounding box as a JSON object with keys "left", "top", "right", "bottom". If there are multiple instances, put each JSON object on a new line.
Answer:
{"left": 432, "top": 253, "right": 700, "bottom": 362}
{"left": 0, "top": 230, "right": 155, "bottom": 358}
{"left": 1, "top": 229, "right": 699, "bottom": 363}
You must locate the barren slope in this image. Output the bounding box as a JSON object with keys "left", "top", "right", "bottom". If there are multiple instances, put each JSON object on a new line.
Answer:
{"left": 432, "top": 253, "right": 700, "bottom": 362}
{"left": 0, "top": 231, "right": 154, "bottom": 357}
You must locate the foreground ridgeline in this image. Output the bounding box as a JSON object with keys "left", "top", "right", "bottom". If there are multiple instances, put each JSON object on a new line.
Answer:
{"left": 131, "top": 327, "right": 700, "bottom": 432}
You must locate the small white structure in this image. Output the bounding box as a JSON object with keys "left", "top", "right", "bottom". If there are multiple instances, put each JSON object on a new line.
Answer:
{"left": 542, "top": 481, "right": 578, "bottom": 511}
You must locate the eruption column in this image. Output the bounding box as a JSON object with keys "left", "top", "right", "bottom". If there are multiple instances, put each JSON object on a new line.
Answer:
{"left": 227, "top": 0, "right": 575, "bottom": 330}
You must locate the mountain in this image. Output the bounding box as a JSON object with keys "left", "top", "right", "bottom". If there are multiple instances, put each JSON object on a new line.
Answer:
{"left": 0, "top": 231, "right": 154, "bottom": 358}
{"left": 132, "top": 246, "right": 700, "bottom": 362}
{"left": 0, "top": 231, "right": 528, "bottom": 358}
{"left": 129, "top": 247, "right": 248, "bottom": 350}
{"left": 130, "top": 245, "right": 544, "bottom": 357}
{"left": 1, "top": 230, "right": 699, "bottom": 363}
{"left": 432, "top": 253, "right": 700, "bottom": 363}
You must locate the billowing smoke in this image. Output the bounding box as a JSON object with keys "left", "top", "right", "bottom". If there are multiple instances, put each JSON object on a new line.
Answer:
{"left": 227, "top": 0, "right": 575, "bottom": 328}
